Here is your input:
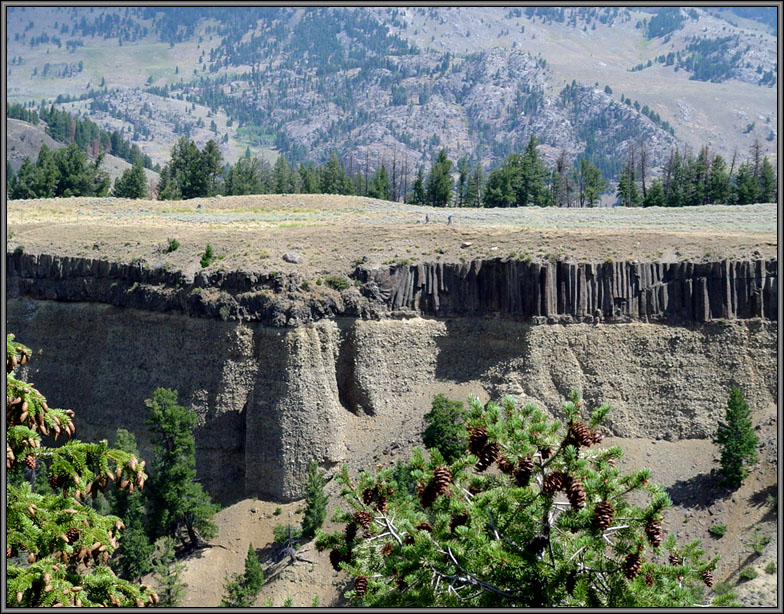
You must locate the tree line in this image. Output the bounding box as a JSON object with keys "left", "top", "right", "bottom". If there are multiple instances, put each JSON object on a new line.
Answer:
{"left": 617, "top": 140, "right": 777, "bottom": 207}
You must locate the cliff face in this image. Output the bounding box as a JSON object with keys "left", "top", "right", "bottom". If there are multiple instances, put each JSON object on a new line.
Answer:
{"left": 6, "top": 252, "right": 779, "bottom": 324}
{"left": 5, "top": 252, "right": 779, "bottom": 502}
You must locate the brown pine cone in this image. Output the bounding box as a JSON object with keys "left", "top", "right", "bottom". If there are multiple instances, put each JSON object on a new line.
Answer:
{"left": 593, "top": 500, "right": 614, "bottom": 531}
{"left": 329, "top": 549, "right": 342, "bottom": 571}
{"left": 345, "top": 522, "right": 357, "bottom": 543}
{"left": 565, "top": 477, "right": 587, "bottom": 510}
{"left": 701, "top": 568, "right": 714, "bottom": 588}
{"left": 432, "top": 465, "right": 453, "bottom": 494}
{"left": 567, "top": 421, "right": 594, "bottom": 448}
{"left": 354, "top": 575, "right": 368, "bottom": 597}
{"left": 354, "top": 511, "right": 372, "bottom": 530}
{"left": 467, "top": 427, "right": 488, "bottom": 456}
{"left": 591, "top": 429, "right": 604, "bottom": 444}
{"left": 24, "top": 454, "right": 36, "bottom": 470}
{"left": 623, "top": 552, "right": 642, "bottom": 579}
{"left": 644, "top": 571, "right": 654, "bottom": 586}
{"left": 403, "top": 535, "right": 415, "bottom": 546}
{"left": 449, "top": 513, "right": 469, "bottom": 532}
{"left": 496, "top": 455, "right": 514, "bottom": 474}
{"left": 514, "top": 456, "right": 535, "bottom": 487}
{"left": 415, "top": 522, "right": 433, "bottom": 533}
{"left": 375, "top": 495, "right": 388, "bottom": 514}
{"left": 380, "top": 542, "right": 393, "bottom": 556}
{"left": 417, "top": 482, "right": 438, "bottom": 508}
{"left": 644, "top": 519, "right": 663, "bottom": 548}
{"left": 541, "top": 471, "right": 565, "bottom": 495}
{"left": 539, "top": 446, "right": 552, "bottom": 460}
{"left": 362, "top": 487, "right": 375, "bottom": 506}
{"left": 475, "top": 442, "right": 499, "bottom": 472}
{"left": 668, "top": 552, "right": 681, "bottom": 566}
{"left": 65, "top": 528, "right": 80, "bottom": 544}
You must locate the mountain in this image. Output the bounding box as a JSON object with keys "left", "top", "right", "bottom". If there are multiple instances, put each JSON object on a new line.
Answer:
{"left": 5, "top": 6, "right": 777, "bottom": 184}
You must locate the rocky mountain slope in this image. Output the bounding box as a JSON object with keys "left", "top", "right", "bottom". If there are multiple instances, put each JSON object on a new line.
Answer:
{"left": 6, "top": 6, "right": 776, "bottom": 181}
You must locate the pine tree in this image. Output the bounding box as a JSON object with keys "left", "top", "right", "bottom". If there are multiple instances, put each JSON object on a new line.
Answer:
{"left": 425, "top": 149, "right": 453, "bottom": 207}
{"left": 706, "top": 155, "right": 731, "bottom": 204}
{"left": 144, "top": 388, "right": 219, "bottom": 550}
{"left": 410, "top": 166, "right": 426, "bottom": 205}
{"left": 575, "top": 157, "right": 605, "bottom": 207}
{"left": 465, "top": 164, "right": 484, "bottom": 207}
{"left": 6, "top": 334, "right": 158, "bottom": 607}
{"left": 220, "top": 543, "right": 264, "bottom": 607}
{"left": 201, "top": 140, "right": 224, "bottom": 197}
{"left": 368, "top": 164, "right": 391, "bottom": 200}
{"left": 301, "top": 461, "right": 328, "bottom": 541}
{"left": 757, "top": 157, "right": 776, "bottom": 203}
{"left": 113, "top": 161, "right": 148, "bottom": 199}
{"left": 422, "top": 394, "right": 467, "bottom": 463}
{"left": 151, "top": 536, "right": 186, "bottom": 607}
{"left": 733, "top": 163, "right": 757, "bottom": 205}
{"left": 642, "top": 179, "right": 666, "bottom": 208}
{"left": 713, "top": 386, "right": 759, "bottom": 489}
{"left": 225, "top": 157, "right": 263, "bottom": 196}
{"left": 316, "top": 390, "right": 719, "bottom": 607}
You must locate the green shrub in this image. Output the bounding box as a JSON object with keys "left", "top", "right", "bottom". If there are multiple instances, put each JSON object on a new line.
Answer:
{"left": 272, "top": 524, "right": 302, "bottom": 545}
{"left": 166, "top": 238, "right": 180, "bottom": 252}
{"left": 764, "top": 561, "right": 776, "bottom": 574}
{"left": 324, "top": 275, "right": 350, "bottom": 291}
{"left": 739, "top": 566, "right": 758, "bottom": 581}
{"left": 273, "top": 506, "right": 282, "bottom": 516}
{"left": 422, "top": 394, "right": 467, "bottom": 463}
{"left": 13, "top": 245, "right": 24, "bottom": 255}
{"left": 200, "top": 243, "right": 214, "bottom": 268}
{"left": 709, "top": 524, "right": 727, "bottom": 538}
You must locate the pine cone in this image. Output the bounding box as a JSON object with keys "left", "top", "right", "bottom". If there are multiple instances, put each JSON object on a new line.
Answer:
{"left": 329, "top": 549, "right": 342, "bottom": 571}
{"left": 644, "top": 571, "right": 654, "bottom": 587}
{"left": 354, "top": 575, "right": 368, "bottom": 597}
{"left": 380, "top": 542, "right": 393, "bottom": 556}
{"left": 668, "top": 552, "right": 681, "bottom": 566}
{"left": 644, "top": 519, "right": 663, "bottom": 548}
{"left": 345, "top": 522, "right": 357, "bottom": 543}
{"left": 496, "top": 455, "right": 514, "bottom": 474}
{"left": 475, "top": 442, "right": 499, "bottom": 472}
{"left": 376, "top": 495, "right": 388, "bottom": 514}
{"left": 467, "top": 427, "right": 488, "bottom": 456}
{"left": 24, "top": 454, "right": 36, "bottom": 470}
{"left": 417, "top": 482, "right": 438, "bottom": 508}
{"left": 415, "top": 522, "right": 433, "bottom": 533}
{"left": 565, "top": 477, "right": 587, "bottom": 510}
{"left": 362, "top": 487, "right": 375, "bottom": 506}
{"left": 65, "top": 528, "right": 80, "bottom": 544}
{"left": 593, "top": 500, "right": 614, "bottom": 531}
{"left": 403, "top": 535, "right": 415, "bottom": 545}
{"left": 449, "top": 513, "right": 468, "bottom": 532}
{"left": 701, "top": 568, "right": 714, "bottom": 588}
{"left": 514, "top": 456, "right": 535, "bottom": 487}
{"left": 591, "top": 428, "right": 604, "bottom": 444}
{"left": 541, "top": 471, "right": 565, "bottom": 495}
{"left": 623, "top": 552, "right": 642, "bottom": 579}
{"left": 432, "top": 465, "right": 453, "bottom": 494}
{"left": 50, "top": 474, "right": 64, "bottom": 489}
{"left": 354, "top": 511, "right": 372, "bottom": 530}
{"left": 539, "top": 446, "right": 552, "bottom": 460}
{"left": 567, "top": 421, "right": 594, "bottom": 448}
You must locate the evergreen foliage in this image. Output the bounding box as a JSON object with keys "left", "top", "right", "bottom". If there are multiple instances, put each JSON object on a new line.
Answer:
{"left": 6, "top": 334, "right": 158, "bottom": 607}
{"left": 410, "top": 167, "right": 426, "bottom": 205}
{"left": 158, "top": 137, "right": 223, "bottom": 200}
{"left": 150, "top": 536, "right": 186, "bottom": 607}
{"left": 9, "top": 143, "right": 110, "bottom": 200}
{"left": 300, "top": 461, "right": 328, "bottom": 541}
{"left": 144, "top": 388, "right": 219, "bottom": 550}
{"left": 112, "top": 161, "right": 148, "bottom": 199}
{"left": 422, "top": 394, "right": 467, "bottom": 463}
{"left": 425, "top": 149, "right": 453, "bottom": 207}
{"left": 316, "top": 390, "right": 719, "bottom": 607}
{"left": 368, "top": 164, "right": 391, "bottom": 200}
{"left": 220, "top": 544, "right": 264, "bottom": 607}
{"left": 713, "top": 386, "right": 759, "bottom": 489}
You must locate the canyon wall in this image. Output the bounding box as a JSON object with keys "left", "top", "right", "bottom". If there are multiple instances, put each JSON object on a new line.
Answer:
{"left": 6, "top": 252, "right": 778, "bottom": 501}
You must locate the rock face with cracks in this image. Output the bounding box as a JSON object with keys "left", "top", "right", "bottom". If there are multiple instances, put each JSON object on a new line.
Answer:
{"left": 7, "top": 247, "right": 777, "bottom": 501}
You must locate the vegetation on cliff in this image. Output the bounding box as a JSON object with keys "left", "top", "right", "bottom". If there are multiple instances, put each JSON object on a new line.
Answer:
{"left": 6, "top": 334, "right": 158, "bottom": 607}
{"left": 316, "top": 390, "right": 728, "bottom": 607}
{"left": 714, "top": 386, "right": 759, "bottom": 489}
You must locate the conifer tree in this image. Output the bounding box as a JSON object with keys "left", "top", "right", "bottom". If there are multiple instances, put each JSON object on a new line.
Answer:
{"left": 713, "top": 386, "right": 758, "bottom": 489}
{"left": 425, "top": 149, "right": 453, "bottom": 207}
{"left": 220, "top": 544, "right": 264, "bottom": 607}
{"left": 410, "top": 167, "right": 426, "bottom": 205}
{"left": 422, "top": 394, "right": 467, "bottom": 463}
{"left": 151, "top": 536, "right": 186, "bottom": 607}
{"left": 144, "top": 388, "right": 219, "bottom": 550}
{"left": 316, "top": 391, "right": 719, "bottom": 607}
{"left": 113, "top": 161, "right": 148, "bottom": 199}
{"left": 6, "top": 334, "right": 158, "bottom": 607}
{"left": 301, "top": 461, "right": 328, "bottom": 541}
{"left": 757, "top": 157, "right": 777, "bottom": 203}
{"left": 368, "top": 164, "right": 391, "bottom": 200}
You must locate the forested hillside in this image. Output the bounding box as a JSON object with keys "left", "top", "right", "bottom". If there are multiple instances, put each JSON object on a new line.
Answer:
{"left": 5, "top": 6, "right": 777, "bottom": 199}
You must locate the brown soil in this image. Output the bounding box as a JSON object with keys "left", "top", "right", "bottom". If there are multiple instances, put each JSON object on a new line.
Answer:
{"left": 7, "top": 196, "right": 776, "bottom": 284}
